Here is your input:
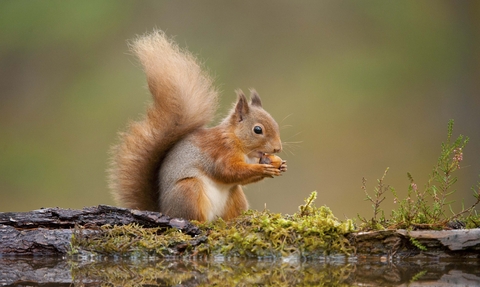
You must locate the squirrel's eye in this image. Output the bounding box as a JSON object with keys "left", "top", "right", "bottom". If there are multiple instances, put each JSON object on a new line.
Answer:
{"left": 253, "top": 126, "right": 263, "bottom": 134}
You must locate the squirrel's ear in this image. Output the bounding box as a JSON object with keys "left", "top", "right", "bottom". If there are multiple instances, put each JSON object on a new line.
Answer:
{"left": 250, "top": 89, "right": 262, "bottom": 107}
{"left": 234, "top": 89, "right": 249, "bottom": 122}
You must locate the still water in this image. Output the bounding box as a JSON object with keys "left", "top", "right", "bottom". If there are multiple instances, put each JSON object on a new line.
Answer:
{"left": 1, "top": 257, "right": 479, "bottom": 286}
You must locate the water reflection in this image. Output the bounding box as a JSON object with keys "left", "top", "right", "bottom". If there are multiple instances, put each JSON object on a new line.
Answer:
{"left": 1, "top": 257, "right": 479, "bottom": 286}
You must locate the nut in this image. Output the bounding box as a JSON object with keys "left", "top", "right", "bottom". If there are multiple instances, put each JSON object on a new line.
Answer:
{"left": 259, "top": 153, "right": 283, "bottom": 169}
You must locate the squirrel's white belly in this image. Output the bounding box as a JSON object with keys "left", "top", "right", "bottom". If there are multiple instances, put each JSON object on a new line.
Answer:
{"left": 199, "top": 174, "right": 234, "bottom": 221}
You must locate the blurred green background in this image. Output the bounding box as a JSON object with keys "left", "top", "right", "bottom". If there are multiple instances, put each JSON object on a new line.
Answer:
{"left": 1, "top": 1, "right": 479, "bottom": 220}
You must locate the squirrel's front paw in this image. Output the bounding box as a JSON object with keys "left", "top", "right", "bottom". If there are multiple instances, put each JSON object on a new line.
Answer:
{"left": 259, "top": 154, "right": 286, "bottom": 175}
{"left": 260, "top": 164, "right": 282, "bottom": 177}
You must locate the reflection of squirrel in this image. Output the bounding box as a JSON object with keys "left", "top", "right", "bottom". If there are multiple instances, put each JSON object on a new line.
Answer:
{"left": 108, "top": 31, "right": 287, "bottom": 222}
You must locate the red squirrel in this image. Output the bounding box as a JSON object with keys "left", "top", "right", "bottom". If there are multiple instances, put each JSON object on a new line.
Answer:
{"left": 108, "top": 30, "right": 287, "bottom": 222}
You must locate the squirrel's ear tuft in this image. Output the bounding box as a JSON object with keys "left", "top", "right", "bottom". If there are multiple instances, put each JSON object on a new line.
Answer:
{"left": 250, "top": 89, "right": 262, "bottom": 107}
{"left": 235, "top": 89, "right": 249, "bottom": 122}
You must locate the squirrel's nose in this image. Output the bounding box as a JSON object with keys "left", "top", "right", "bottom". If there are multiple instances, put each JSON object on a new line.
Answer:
{"left": 273, "top": 144, "right": 282, "bottom": 153}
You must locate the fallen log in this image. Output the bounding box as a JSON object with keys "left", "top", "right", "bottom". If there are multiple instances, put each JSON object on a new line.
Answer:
{"left": 1, "top": 206, "right": 479, "bottom": 259}
{"left": 0, "top": 205, "right": 199, "bottom": 256}
{"left": 350, "top": 229, "right": 480, "bottom": 260}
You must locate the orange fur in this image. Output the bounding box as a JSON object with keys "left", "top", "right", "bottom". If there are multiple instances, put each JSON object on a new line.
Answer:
{"left": 223, "top": 185, "right": 248, "bottom": 220}
{"left": 162, "top": 178, "right": 209, "bottom": 221}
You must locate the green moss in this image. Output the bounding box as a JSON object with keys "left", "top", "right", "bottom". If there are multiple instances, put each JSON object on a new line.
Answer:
{"left": 465, "top": 212, "right": 480, "bottom": 229}
{"left": 71, "top": 223, "right": 197, "bottom": 258}
{"left": 197, "top": 200, "right": 355, "bottom": 258}
{"left": 71, "top": 192, "right": 355, "bottom": 259}
{"left": 408, "top": 236, "right": 427, "bottom": 251}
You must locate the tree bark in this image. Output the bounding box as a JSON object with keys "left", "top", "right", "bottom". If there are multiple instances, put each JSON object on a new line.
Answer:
{"left": 349, "top": 228, "right": 480, "bottom": 260}
{"left": 0, "top": 205, "right": 199, "bottom": 256}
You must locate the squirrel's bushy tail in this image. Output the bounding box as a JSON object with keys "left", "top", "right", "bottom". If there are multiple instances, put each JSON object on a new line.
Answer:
{"left": 108, "top": 30, "right": 218, "bottom": 211}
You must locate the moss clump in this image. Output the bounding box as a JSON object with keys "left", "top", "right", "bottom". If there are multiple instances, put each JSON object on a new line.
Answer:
{"left": 71, "top": 223, "right": 198, "bottom": 258}
{"left": 71, "top": 192, "right": 355, "bottom": 259}
{"left": 197, "top": 192, "right": 354, "bottom": 258}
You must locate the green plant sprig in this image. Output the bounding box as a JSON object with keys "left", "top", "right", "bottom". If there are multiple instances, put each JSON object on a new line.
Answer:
{"left": 361, "top": 120, "right": 480, "bottom": 230}
{"left": 358, "top": 168, "right": 390, "bottom": 230}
